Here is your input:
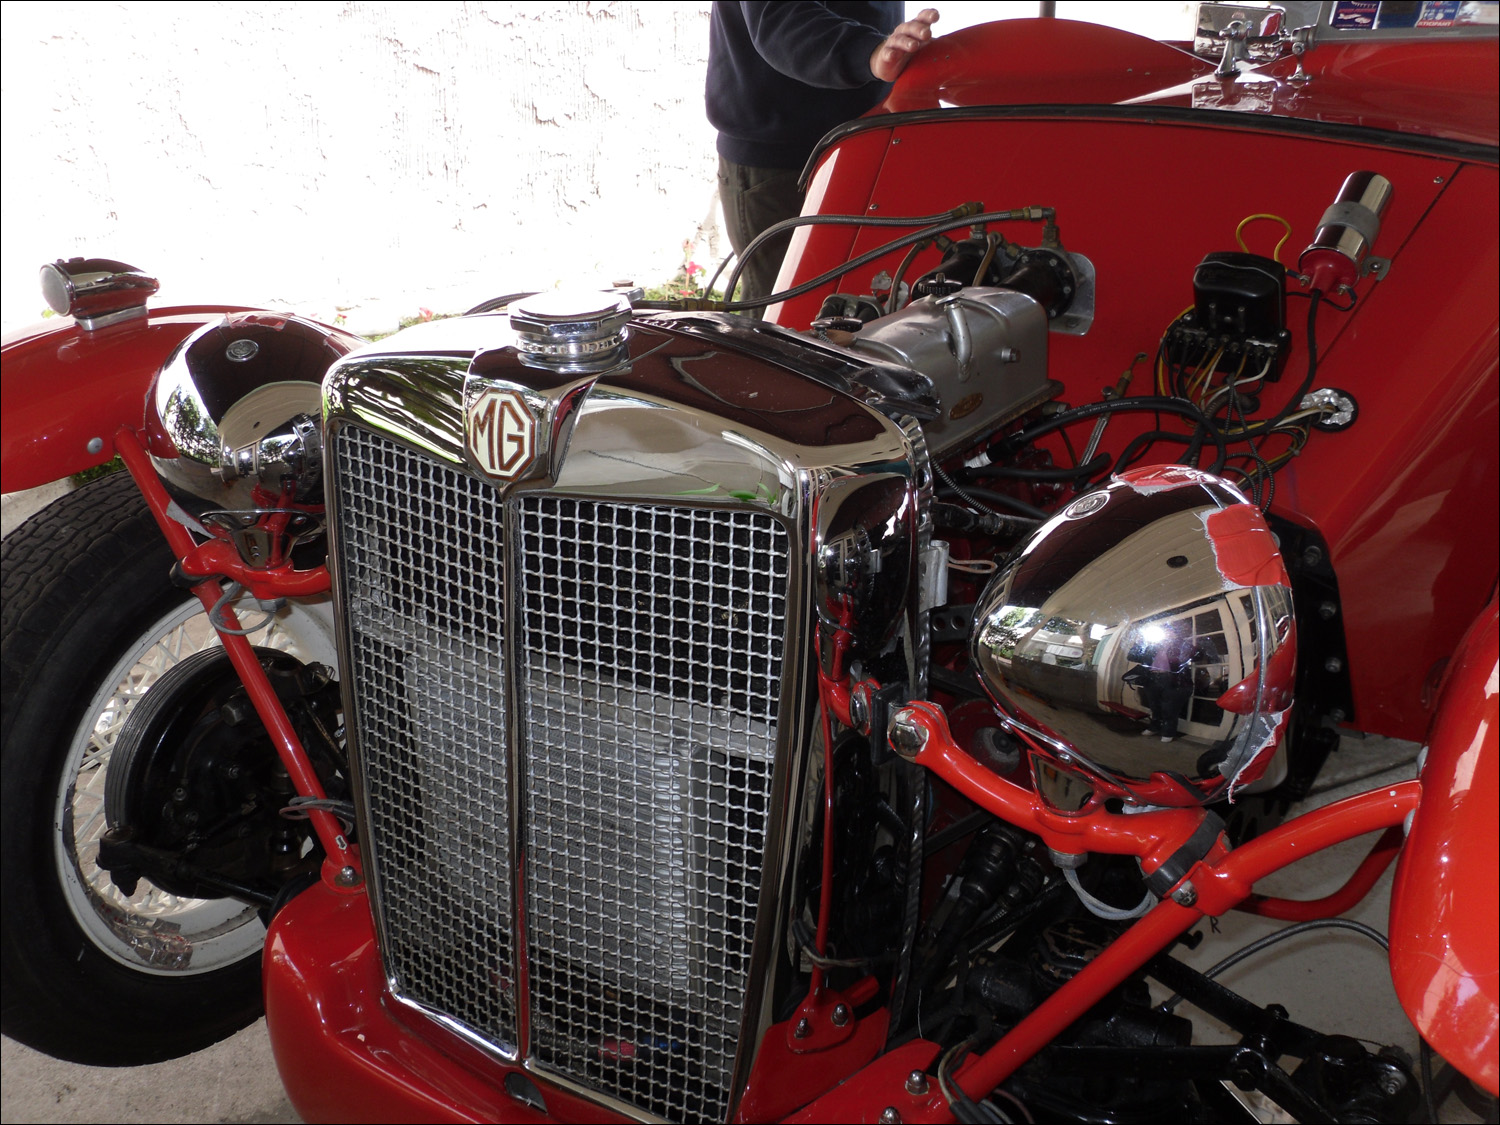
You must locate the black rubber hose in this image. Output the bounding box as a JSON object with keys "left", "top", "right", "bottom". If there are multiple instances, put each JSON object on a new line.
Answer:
{"left": 936, "top": 486, "right": 1049, "bottom": 521}
{"left": 966, "top": 454, "right": 1111, "bottom": 482}
{"left": 463, "top": 291, "right": 537, "bottom": 315}
{"left": 1114, "top": 430, "right": 1194, "bottom": 474}
{"left": 998, "top": 397, "right": 1227, "bottom": 475}
{"left": 705, "top": 203, "right": 990, "bottom": 298}
{"left": 722, "top": 207, "right": 1053, "bottom": 311}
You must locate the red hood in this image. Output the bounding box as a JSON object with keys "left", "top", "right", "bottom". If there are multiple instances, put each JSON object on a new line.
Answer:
{"left": 874, "top": 18, "right": 1497, "bottom": 150}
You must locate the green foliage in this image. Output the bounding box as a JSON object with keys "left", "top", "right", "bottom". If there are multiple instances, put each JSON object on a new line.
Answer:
{"left": 70, "top": 455, "right": 125, "bottom": 486}
{"left": 397, "top": 307, "right": 461, "bottom": 331}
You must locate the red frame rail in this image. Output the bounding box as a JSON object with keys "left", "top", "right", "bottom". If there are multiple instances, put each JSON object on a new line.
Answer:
{"left": 114, "top": 426, "right": 359, "bottom": 876}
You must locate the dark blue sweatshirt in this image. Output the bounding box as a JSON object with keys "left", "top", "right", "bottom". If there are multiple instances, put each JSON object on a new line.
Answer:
{"left": 707, "top": 1, "right": 904, "bottom": 169}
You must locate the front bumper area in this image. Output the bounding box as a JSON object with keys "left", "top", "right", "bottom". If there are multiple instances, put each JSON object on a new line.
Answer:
{"left": 264, "top": 880, "right": 632, "bottom": 1124}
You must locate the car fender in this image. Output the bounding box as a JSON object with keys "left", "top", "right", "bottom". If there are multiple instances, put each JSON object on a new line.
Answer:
{"left": 1, "top": 307, "right": 253, "bottom": 492}
{"left": 1389, "top": 594, "right": 1500, "bottom": 1095}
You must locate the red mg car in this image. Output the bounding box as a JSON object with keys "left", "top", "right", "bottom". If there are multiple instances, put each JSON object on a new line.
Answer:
{"left": 3, "top": 4, "right": 1496, "bottom": 1122}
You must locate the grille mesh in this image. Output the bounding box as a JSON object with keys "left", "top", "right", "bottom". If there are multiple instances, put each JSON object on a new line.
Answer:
{"left": 516, "top": 497, "right": 785, "bottom": 1122}
{"left": 333, "top": 427, "right": 790, "bottom": 1121}
{"left": 335, "top": 425, "right": 519, "bottom": 1048}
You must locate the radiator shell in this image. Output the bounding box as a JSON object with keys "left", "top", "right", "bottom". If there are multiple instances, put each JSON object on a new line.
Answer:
{"left": 322, "top": 313, "right": 918, "bottom": 1122}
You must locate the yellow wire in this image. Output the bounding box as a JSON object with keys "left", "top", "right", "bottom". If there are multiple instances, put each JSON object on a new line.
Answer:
{"left": 1235, "top": 213, "right": 1293, "bottom": 263}
{"left": 1188, "top": 346, "right": 1225, "bottom": 400}
{"left": 1199, "top": 353, "right": 1249, "bottom": 407}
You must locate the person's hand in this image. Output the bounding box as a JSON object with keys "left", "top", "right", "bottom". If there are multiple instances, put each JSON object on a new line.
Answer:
{"left": 870, "top": 8, "right": 939, "bottom": 82}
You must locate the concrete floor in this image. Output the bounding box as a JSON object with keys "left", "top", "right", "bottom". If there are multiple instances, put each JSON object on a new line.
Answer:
{"left": 1, "top": 484, "right": 1488, "bottom": 1123}
{"left": 0, "top": 1025, "right": 296, "bottom": 1124}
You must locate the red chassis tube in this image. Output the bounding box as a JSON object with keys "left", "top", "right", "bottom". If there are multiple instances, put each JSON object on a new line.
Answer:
{"left": 113, "top": 426, "right": 356, "bottom": 872}
{"left": 788, "top": 775, "right": 1423, "bottom": 1124}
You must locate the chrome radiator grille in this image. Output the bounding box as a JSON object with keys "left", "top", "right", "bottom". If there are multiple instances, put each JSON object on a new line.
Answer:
{"left": 517, "top": 497, "right": 784, "bottom": 1121}
{"left": 332, "top": 427, "right": 789, "bottom": 1122}
{"left": 334, "top": 425, "right": 519, "bottom": 1046}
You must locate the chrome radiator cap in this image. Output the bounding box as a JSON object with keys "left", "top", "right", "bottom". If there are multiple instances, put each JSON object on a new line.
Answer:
{"left": 509, "top": 290, "right": 631, "bottom": 373}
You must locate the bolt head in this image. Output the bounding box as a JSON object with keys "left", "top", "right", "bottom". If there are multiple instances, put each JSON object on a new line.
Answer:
{"left": 1171, "top": 881, "right": 1198, "bottom": 907}
{"left": 904, "top": 1070, "right": 929, "bottom": 1096}
{"left": 1324, "top": 656, "right": 1344, "bottom": 674}
{"left": 879, "top": 1109, "right": 902, "bottom": 1125}
{"left": 793, "top": 1017, "right": 812, "bottom": 1039}
{"left": 86, "top": 436, "right": 105, "bottom": 455}
{"left": 334, "top": 865, "right": 362, "bottom": 888}
{"left": 831, "top": 1003, "right": 850, "bottom": 1027}
{"left": 850, "top": 687, "right": 870, "bottom": 730}
{"left": 887, "top": 710, "right": 928, "bottom": 760}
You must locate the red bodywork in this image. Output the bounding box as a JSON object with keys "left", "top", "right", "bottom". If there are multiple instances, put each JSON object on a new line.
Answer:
{"left": 774, "top": 24, "right": 1499, "bottom": 746}
{"left": 1390, "top": 596, "right": 1500, "bottom": 1094}
{"left": 6, "top": 15, "right": 1496, "bottom": 1125}
{"left": 0, "top": 307, "right": 253, "bottom": 492}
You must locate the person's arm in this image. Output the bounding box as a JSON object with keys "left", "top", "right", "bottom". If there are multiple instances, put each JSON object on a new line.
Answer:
{"left": 740, "top": 3, "right": 938, "bottom": 88}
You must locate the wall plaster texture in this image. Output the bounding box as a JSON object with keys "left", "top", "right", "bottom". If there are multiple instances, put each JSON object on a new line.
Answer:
{"left": 0, "top": 1, "right": 722, "bottom": 336}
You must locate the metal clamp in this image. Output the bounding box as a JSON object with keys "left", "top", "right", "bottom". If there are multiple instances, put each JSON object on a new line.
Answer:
{"left": 1143, "top": 811, "right": 1225, "bottom": 898}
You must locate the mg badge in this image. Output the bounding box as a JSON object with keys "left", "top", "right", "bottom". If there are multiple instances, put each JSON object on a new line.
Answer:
{"left": 467, "top": 387, "right": 535, "bottom": 479}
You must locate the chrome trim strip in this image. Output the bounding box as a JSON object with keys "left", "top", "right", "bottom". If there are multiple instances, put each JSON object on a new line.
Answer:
{"left": 503, "top": 492, "right": 533, "bottom": 1070}
{"left": 520, "top": 1058, "right": 671, "bottom": 1124}
{"left": 388, "top": 992, "right": 521, "bottom": 1063}
{"left": 320, "top": 415, "right": 398, "bottom": 997}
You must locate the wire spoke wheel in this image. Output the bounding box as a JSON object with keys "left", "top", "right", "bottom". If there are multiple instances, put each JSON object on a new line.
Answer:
{"left": 2, "top": 472, "right": 338, "bottom": 1064}
{"left": 56, "top": 596, "right": 318, "bottom": 975}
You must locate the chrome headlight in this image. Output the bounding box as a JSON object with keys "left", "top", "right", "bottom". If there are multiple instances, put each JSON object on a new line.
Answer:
{"left": 972, "top": 466, "right": 1295, "bottom": 809}
{"left": 148, "top": 312, "right": 361, "bottom": 509}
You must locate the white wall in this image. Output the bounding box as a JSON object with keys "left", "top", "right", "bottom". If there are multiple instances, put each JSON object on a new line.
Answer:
{"left": 0, "top": 2, "right": 1198, "bottom": 337}
{"left": 1, "top": 1, "right": 722, "bottom": 335}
